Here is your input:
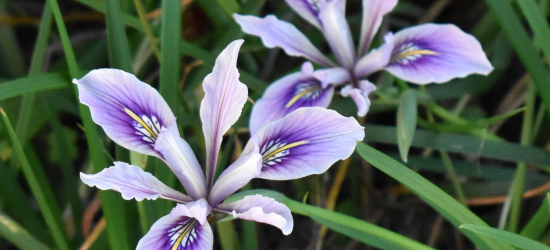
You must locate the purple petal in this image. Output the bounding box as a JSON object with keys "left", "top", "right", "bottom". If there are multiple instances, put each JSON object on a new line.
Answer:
{"left": 249, "top": 62, "right": 335, "bottom": 134}
{"left": 208, "top": 141, "right": 262, "bottom": 206}
{"left": 74, "top": 69, "right": 175, "bottom": 158}
{"left": 285, "top": 0, "right": 322, "bottom": 29}
{"left": 136, "top": 199, "right": 213, "bottom": 250}
{"left": 318, "top": 0, "right": 356, "bottom": 69}
{"left": 155, "top": 122, "right": 207, "bottom": 200}
{"left": 80, "top": 161, "right": 192, "bottom": 203}
{"left": 217, "top": 194, "right": 293, "bottom": 235}
{"left": 253, "top": 107, "right": 365, "bottom": 180}
{"left": 313, "top": 67, "right": 351, "bottom": 88}
{"left": 200, "top": 40, "right": 248, "bottom": 189}
{"left": 385, "top": 24, "right": 494, "bottom": 84}
{"left": 354, "top": 33, "right": 394, "bottom": 78}
{"left": 340, "top": 80, "right": 377, "bottom": 117}
{"left": 234, "top": 14, "right": 336, "bottom": 67}
{"left": 357, "top": 0, "right": 398, "bottom": 56}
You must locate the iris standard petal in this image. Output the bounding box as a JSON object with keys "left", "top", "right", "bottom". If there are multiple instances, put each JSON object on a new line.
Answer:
{"left": 285, "top": 0, "right": 322, "bottom": 29}
{"left": 249, "top": 63, "right": 334, "bottom": 134}
{"left": 74, "top": 69, "right": 175, "bottom": 158}
{"left": 385, "top": 23, "right": 494, "bottom": 84}
{"left": 200, "top": 40, "right": 248, "bottom": 189}
{"left": 208, "top": 141, "right": 262, "bottom": 206}
{"left": 80, "top": 162, "right": 192, "bottom": 203}
{"left": 155, "top": 122, "right": 207, "bottom": 200}
{"left": 354, "top": 33, "right": 394, "bottom": 78}
{"left": 357, "top": 0, "right": 398, "bottom": 56}
{"left": 313, "top": 67, "right": 351, "bottom": 88}
{"left": 234, "top": 14, "right": 335, "bottom": 68}
{"left": 136, "top": 199, "right": 213, "bottom": 250}
{"left": 217, "top": 194, "right": 293, "bottom": 235}
{"left": 317, "top": 0, "right": 356, "bottom": 69}
{"left": 253, "top": 107, "right": 365, "bottom": 180}
{"left": 340, "top": 80, "right": 377, "bottom": 117}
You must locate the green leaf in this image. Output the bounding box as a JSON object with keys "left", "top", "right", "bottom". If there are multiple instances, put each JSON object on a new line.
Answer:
{"left": 217, "top": 221, "right": 241, "bottom": 250}
{"left": 520, "top": 193, "right": 550, "bottom": 240}
{"left": 0, "top": 212, "right": 50, "bottom": 250}
{"left": 364, "top": 125, "right": 550, "bottom": 166}
{"left": 105, "top": 0, "right": 133, "bottom": 71}
{"left": 515, "top": 0, "right": 550, "bottom": 64}
{"left": 356, "top": 143, "right": 513, "bottom": 249}
{"left": 0, "top": 72, "right": 71, "bottom": 101}
{"left": 227, "top": 190, "right": 435, "bottom": 250}
{"left": 0, "top": 108, "right": 69, "bottom": 250}
{"left": 460, "top": 224, "right": 550, "bottom": 250}
{"left": 484, "top": 0, "right": 550, "bottom": 120}
{"left": 397, "top": 89, "right": 417, "bottom": 162}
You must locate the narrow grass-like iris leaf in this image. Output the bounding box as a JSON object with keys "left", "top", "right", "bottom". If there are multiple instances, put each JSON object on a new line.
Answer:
{"left": 0, "top": 108, "right": 69, "bottom": 250}
{"left": 460, "top": 224, "right": 550, "bottom": 250}
{"left": 213, "top": 0, "right": 240, "bottom": 17}
{"left": 0, "top": 72, "right": 71, "bottom": 101}
{"left": 364, "top": 125, "right": 550, "bottom": 166}
{"left": 515, "top": 0, "right": 550, "bottom": 63}
{"left": 227, "top": 190, "right": 435, "bottom": 250}
{"left": 105, "top": 0, "right": 133, "bottom": 71}
{"left": 520, "top": 193, "right": 550, "bottom": 239}
{"left": 0, "top": 212, "right": 50, "bottom": 250}
{"left": 397, "top": 89, "right": 417, "bottom": 162}
{"left": 356, "top": 143, "right": 513, "bottom": 249}
{"left": 217, "top": 221, "right": 241, "bottom": 250}
{"left": 484, "top": 0, "right": 550, "bottom": 118}
{"left": 48, "top": 0, "right": 131, "bottom": 249}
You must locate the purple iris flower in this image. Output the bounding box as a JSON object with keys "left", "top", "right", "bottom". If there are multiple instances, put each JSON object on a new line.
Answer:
{"left": 234, "top": 0, "right": 494, "bottom": 134}
{"left": 74, "top": 40, "right": 364, "bottom": 250}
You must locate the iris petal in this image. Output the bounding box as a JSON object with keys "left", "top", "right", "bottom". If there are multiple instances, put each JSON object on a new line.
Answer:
{"left": 354, "top": 33, "right": 394, "bottom": 78}
{"left": 200, "top": 40, "right": 248, "bottom": 188}
{"left": 385, "top": 24, "right": 494, "bottom": 84}
{"left": 249, "top": 62, "right": 334, "bottom": 134}
{"left": 217, "top": 194, "right": 293, "bottom": 235}
{"left": 80, "top": 162, "right": 192, "bottom": 203}
{"left": 74, "top": 69, "right": 175, "bottom": 158}
{"left": 317, "top": 0, "right": 356, "bottom": 69}
{"left": 137, "top": 200, "right": 213, "bottom": 250}
{"left": 285, "top": 0, "right": 322, "bottom": 29}
{"left": 357, "top": 0, "right": 398, "bottom": 56}
{"left": 253, "top": 107, "right": 365, "bottom": 180}
{"left": 340, "top": 80, "right": 377, "bottom": 117}
{"left": 234, "top": 14, "right": 335, "bottom": 67}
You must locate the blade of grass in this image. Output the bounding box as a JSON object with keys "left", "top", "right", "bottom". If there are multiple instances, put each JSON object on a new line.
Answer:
{"left": 396, "top": 89, "right": 417, "bottom": 162}
{"left": 0, "top": 0, "right": 25, "bottom": 78}
{"left": 0, "top": 212, "right": 50, "bottom": 250}
{"left": 460, "top": 224, "right": 550, "bottom": 250}
{"left": 515, "top": 0, "right": 550, "bottom": 63}
{"left": 227, "top": 190, "right": 435, "bottom": 250}
{"left": 48, "top": 0, "right": 131, "bottom": 248}
{"left": 484, "top": 0, "right": 550, "bottom": 119}
{"left": 356, "top": 143, "right": 514, "bottom": 249}
{"left": 217, "top": 221, "right": 241, "bottom": 250}
{"left": 105, "top": 0, "right": 133, "bottom": 72}
{"left": 520, "top": 193, "right": 550, "bottom": 239}
{"left": 0, "top": 107, "right": 69, "bottom": 250}
{"left": 0, "top": 72, "right": 71, "bottom": 101}
{"left": 364, "top": 125, "right": 550, "bottom": 166}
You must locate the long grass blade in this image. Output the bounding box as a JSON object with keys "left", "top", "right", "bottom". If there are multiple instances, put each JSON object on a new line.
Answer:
{"left": 460, "top": 224, "right": 550, "bottom": 250}
{"left": 520, "top": 193, "right": 550, "bottom": 239}
{"left": 0, "top": 212, "right": 50, "bottom": 250}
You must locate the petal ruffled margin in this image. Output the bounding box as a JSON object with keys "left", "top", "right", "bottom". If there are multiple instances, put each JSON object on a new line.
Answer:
{"left": 208, "top": 141, "right": 262, "bottom": 206}
{"left": 340, "top": 80, "right": 377, "bottom": 117}
{"left": 217, "top": 194, "right": 293, "bottom": 235}
{"left": 234, "top": 14, "right": 335, "bottom": 68}
{"left": 249, "top": 62, "right": 335, "bottom": 134}
{"left": 80, "top": 162, "right": 192, "bottom": 203}
{"left": 253, "top": 107, "right": 365, "bottom": 180}
{"left": 357, "top": 0, "right": 397, "bottom": 56}
{"left": 74, "top": 69, "right": 175, "bottom": 158}
{"left": 137, "top": 199, "right": 213, "bottom": 250}
{"left": 385, "top": 23, "right": 493, "bottom": 84}
{"left": 200, "top": 40, "right": 248, "bottom": 188}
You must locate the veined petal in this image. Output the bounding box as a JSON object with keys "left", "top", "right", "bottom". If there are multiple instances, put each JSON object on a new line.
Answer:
{"left": 137, "top": 199, "right": 213, "bottom": 250}
{"left": 340, "top": 80, "right": 377, "bottom": 117}
{"left": 285, "top": 0, "right": 322, "bottom": 29}
{"left": 385, "top": 24, "right": 494, "bottom": 84}
{"left": 249, "top": 62, "right": 334, "bottom": 134}
{"left": 208, "top": 141, "right": 262, "bottom": 206}
{"left": 253, "top": 107, "right": 365, "bottom": 180}
{"left": 357, "top": 0, "right": 398, "bottom": 56}
{"left": 80, "top": 162, "right": 192, "bottom": 203}
{"left": 234, "top": 14, "right": 335, "bottom": 68}
{"left": 200, "top": 40, "right": 248, "bottom": 188}
{"left": 155, "top": 122, "right": 207, "bottom": 200}
{"left": 74, "top": 69, "right": 175, "bottom": 158}
{"left": 318, "top": 0, "right": 356, "bottom": 69}
{"left": 355, "top": 33, "right": 394, "bottom": 78}
{"left": 217, "top": 194, "right": 293, "bottom": 235}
